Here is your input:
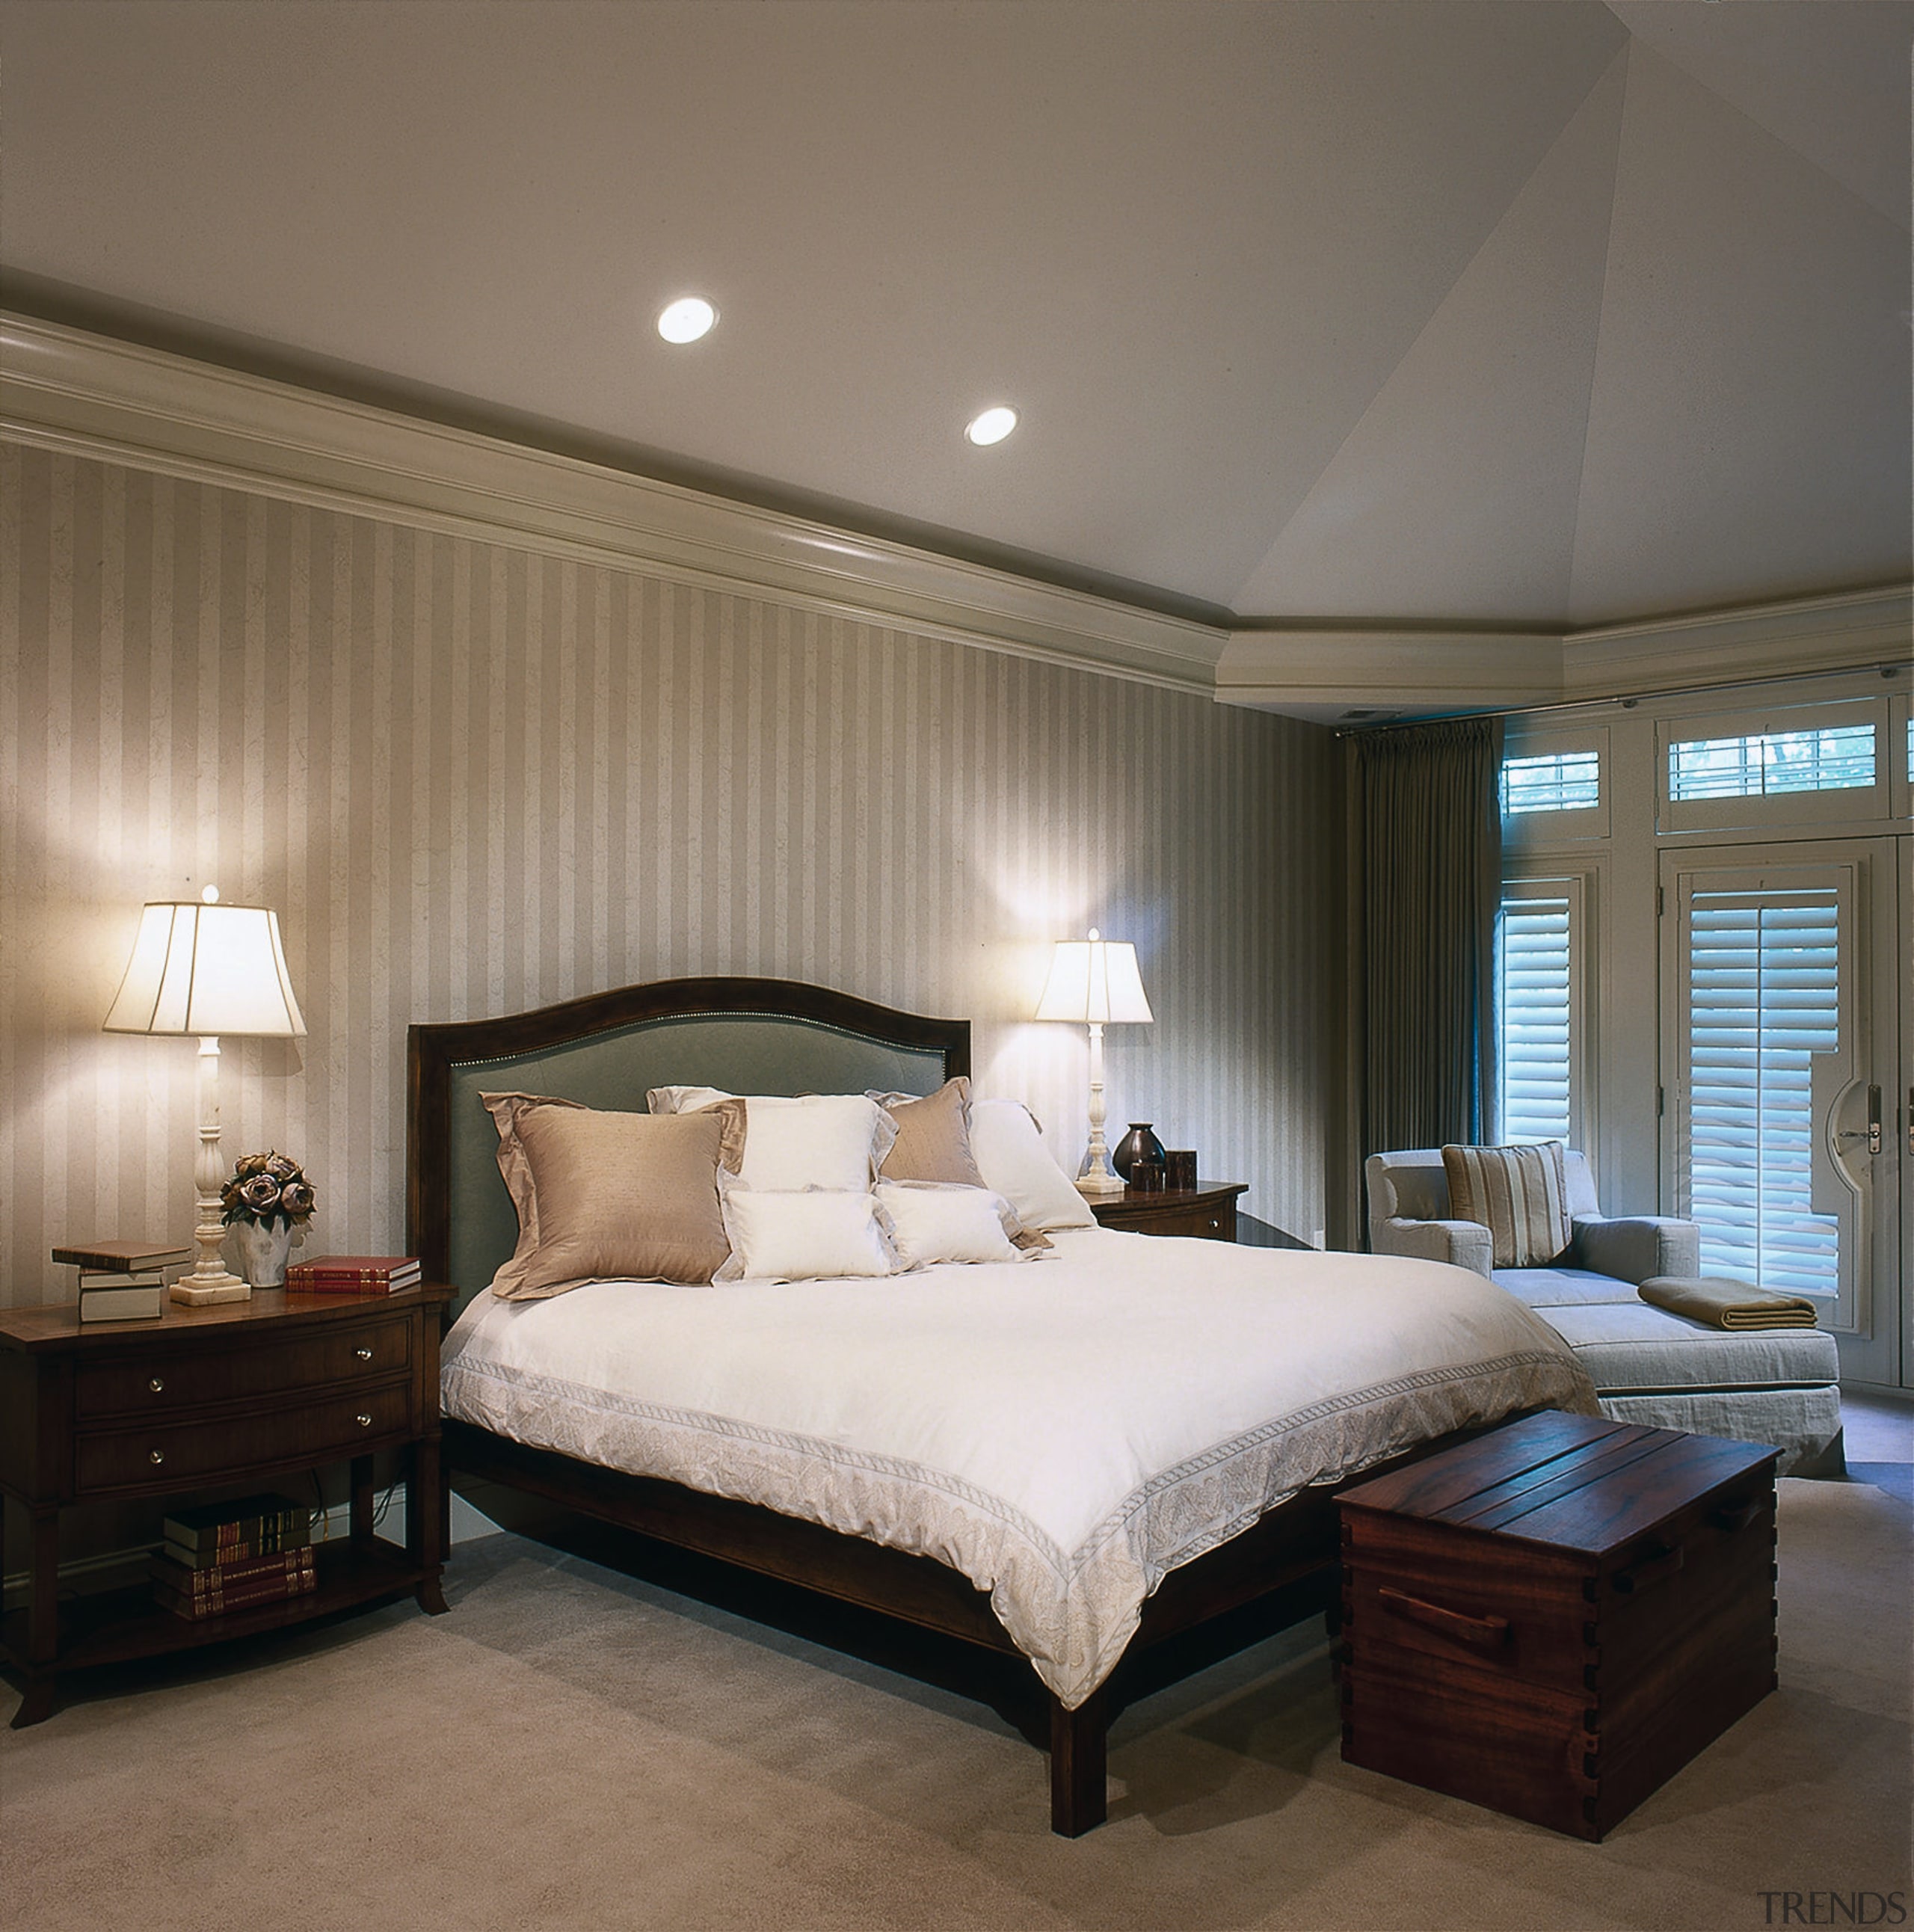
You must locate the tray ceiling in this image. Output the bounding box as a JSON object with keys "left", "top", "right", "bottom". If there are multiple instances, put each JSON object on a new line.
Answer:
{"left": 0, "top": 0, "right": 1907, "bottom": 633}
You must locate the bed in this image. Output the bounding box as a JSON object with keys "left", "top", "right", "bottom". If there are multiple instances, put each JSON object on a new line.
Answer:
{"left": 407, "top": 976, "right": 1593, "bottom": 1834}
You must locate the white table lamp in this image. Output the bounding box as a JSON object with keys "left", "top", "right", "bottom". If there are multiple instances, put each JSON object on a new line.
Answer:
{"left": 1035, "top": 929, "right": 1153, "bottom": 1196}
{"left": 105, "top": 887, "right": 307, "bottom": 1303}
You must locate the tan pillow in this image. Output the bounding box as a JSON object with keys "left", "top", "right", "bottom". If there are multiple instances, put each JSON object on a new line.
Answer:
{"left": 483, "top": 1092, "right": 747, "bottom": 1297}
{"left": 870, "top": 1078, "right": 988, "bottom": 1187}
{"left": 871, "top": 1080, "right": 1051, "bottom": 1250}
{"left": 1441, "top": 1140, "right": 1573, "bottom": 1270}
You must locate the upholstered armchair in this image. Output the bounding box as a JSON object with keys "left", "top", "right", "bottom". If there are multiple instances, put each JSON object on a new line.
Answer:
{"left": 1364, "top": 1146, "right": 1701, "bottom": 1288}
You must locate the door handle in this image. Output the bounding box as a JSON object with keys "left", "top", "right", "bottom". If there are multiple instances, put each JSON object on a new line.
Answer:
{"left": 1834, "top": 1086, "right": 1883, "bottom": 1156}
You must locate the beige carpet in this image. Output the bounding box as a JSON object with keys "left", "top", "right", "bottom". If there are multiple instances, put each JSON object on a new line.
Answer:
{"left": 1, "top": 1477, "right": 1907, "bottom": 1932}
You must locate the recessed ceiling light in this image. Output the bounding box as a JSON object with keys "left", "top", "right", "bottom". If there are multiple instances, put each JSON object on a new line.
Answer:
{"left": 657, "top": 296, "right": 717, "bottom": 345}
{"left": 965, "top": 405, "right": 1018, "bottom": 447}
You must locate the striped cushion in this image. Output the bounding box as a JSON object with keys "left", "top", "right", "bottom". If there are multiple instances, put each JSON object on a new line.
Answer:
{"left": 1441, "top": 1141, "right": 1573, "bottom": 1269}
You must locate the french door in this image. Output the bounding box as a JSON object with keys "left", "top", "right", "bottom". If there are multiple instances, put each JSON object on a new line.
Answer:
{"left": 1661, "top": 838, "right": 1904, "bottom": 1388}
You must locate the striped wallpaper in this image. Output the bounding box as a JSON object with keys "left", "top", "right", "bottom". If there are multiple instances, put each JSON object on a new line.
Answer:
{"left": 0, "top": 442, "right": 1336, "bottom": 1305}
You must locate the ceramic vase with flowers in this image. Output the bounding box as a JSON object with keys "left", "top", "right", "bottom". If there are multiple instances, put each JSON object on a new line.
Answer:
{"left": 220, "top": 1151, "right": 317, "bottom": 1288}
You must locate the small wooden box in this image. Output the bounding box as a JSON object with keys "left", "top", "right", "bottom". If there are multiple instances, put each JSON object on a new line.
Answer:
{"left": 1338, "top": 1410, "right": 1779, "bottom": 1840}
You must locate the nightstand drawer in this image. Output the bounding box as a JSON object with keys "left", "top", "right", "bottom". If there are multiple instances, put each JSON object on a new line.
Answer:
{"left": 1131, "top": 1202, "right": 1236, "bottom": 1240}
{"left": 74, "top": 1319, "right": 411, "bottom": 1420}
{"left": 1090, "top": 1183, "right": 1244, "bottom": 1241}
{"left": 74, "top": 1379, "right": 415, "bottom": 1496}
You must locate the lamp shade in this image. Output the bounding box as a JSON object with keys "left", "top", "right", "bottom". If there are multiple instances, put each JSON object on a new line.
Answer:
{"left": 104, "top": 897, "right": 307, "bottom": 1038}
{"left": 1034, "top": 932, "right": 1153, "bottom": 1025}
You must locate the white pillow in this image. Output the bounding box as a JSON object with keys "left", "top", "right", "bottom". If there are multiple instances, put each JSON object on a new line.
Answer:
{"left": 968, "top": 1099, "right": 1097, "bottom": 1231}
{"left": 647, "top": 1088, "right": 894, "bottom": 1192}
{"left": 716, "top": 1185, "right": 900, "bottom": 1283}
{"left": 875, "top": 1181, "right": 1032, "bottom": 1268}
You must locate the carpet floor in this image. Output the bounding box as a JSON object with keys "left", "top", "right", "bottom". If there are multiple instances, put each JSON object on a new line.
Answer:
{"left": 1, "top": 1474, "right": 1907, "bottom": 1932}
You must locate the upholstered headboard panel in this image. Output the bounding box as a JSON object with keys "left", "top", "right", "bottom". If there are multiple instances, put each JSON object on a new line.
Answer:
{"left": 407, "top": 978, "right": 969, "bottom": 1310}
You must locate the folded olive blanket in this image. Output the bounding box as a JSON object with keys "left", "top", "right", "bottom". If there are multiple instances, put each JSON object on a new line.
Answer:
{"left": 1639, "top": 1275, "right": 1821, "bottom": 1330}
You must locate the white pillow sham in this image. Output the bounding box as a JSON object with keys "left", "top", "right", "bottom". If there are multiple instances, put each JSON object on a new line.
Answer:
{"left": 875, "top": 1180, "right": 1032, "bottom": 1269}
{"left": 715, "top": 1183, "right": 901, "bottom": 1283}
{"left": 968, "top": 1098, "right": 1097, "bottom": 1231}
{"left": 647, "top": 1087, "right": 895, "bottom": 1193}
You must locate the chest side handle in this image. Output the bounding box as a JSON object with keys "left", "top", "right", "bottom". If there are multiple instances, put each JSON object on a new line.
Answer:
{"left": 1376, "top": 1586, "right": 1511, "bottom": 1652}
{"left": 1708, "top": 1498, "right": 1764, "bottom": 1535}
{"left": 1613, "top": 1545, "right": 1685, "bottom": 1595}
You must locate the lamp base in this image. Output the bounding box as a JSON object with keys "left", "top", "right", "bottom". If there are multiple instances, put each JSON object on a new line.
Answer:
{"left": 171, "top": 1270, "right": 250, "bottom": 1306}
{"left": 1074, "top": 1151, "right": 1127, "bottom": 1198}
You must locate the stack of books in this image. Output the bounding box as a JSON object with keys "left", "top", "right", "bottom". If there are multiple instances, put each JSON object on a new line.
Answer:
{"left": 152, "top": 1494, "right": 319, "bottom": 1620}
{"left": 283, "top": 1254, "right": 422, "bottom": 1295}
{"left": 52, "top": 1240, "right": 194, "bottom": 1322}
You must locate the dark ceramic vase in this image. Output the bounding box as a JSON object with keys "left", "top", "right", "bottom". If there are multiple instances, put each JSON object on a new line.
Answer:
{"left": 1113, "top": 1122, "right": 1166, "bottom": 1182}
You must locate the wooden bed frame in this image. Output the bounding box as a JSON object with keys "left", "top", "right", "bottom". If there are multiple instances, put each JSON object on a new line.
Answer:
{"left": 405, "top": 976, "right": 1438, "bottom": 1836}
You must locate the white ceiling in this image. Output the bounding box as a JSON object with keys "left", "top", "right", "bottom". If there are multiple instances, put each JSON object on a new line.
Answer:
{"left": 1, "top": 0, "right": 1907, "bottom": 631}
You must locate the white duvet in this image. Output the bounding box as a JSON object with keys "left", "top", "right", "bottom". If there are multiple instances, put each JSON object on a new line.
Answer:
{"left": 441, "top": 1228, "right": 1595, "bottom": 1706}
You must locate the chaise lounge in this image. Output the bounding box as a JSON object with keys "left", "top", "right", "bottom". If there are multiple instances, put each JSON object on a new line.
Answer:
{"left": 1364, "top": 1146, "right": 1844, "bottom": 1475}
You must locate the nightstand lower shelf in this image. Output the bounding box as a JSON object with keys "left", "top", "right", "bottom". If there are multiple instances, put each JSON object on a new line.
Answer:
{"left": 1, "top": 1536, "right": 426, "bottom": 1682}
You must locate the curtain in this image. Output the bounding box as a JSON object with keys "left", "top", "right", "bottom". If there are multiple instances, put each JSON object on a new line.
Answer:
{"left": 1351, "top": 717, "right": 1504, "bottom": 1169}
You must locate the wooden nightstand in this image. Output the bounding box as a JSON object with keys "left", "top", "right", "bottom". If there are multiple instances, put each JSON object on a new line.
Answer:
{"left": 1089, "top": 1181, "right": 1246, "bottom": 1240}
{"left": 0, "top": 1282, "right": 451, "bottom": 1727}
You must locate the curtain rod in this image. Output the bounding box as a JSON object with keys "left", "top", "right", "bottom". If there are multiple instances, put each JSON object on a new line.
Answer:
{"left": 1333, "top": 658, "right": 1906, "bottom": 735}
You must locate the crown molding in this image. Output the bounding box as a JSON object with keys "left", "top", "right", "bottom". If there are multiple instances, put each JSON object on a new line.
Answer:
{"left": 1217, "top": 585, "right": 1910, "bottom": 721}
{"left": 0, "top": 313, "right": 1226, "bottom": 695}
{"left": 1560, "top": 584, "right": 1910, "bottom": 698}
{"left": 6, "top": 313, "right": 1904, "bottom": 716}
{"left": 1213, "top": 630, "right": 1563, "bottom": 721}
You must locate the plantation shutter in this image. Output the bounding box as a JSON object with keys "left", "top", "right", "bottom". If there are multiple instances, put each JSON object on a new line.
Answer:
{"left": 1681, "top": 887, "right": 1841, "bottom": 1296}
{"left": 1498, "top": 889, "right": 1575, "bottom": 1145}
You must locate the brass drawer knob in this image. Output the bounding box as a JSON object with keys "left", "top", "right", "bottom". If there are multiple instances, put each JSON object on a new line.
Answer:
{"left": 149, "top": 1448, "right": 164, "bottom": 1465}
{"left": 354, "top": 1347, "right": 374, "bottom": 1362}
{"left": 149, "top": 1376, "right": 164, "bottom": 1393}
{"left": 357, "top": 1413, "right": 373, "bottom": 1428}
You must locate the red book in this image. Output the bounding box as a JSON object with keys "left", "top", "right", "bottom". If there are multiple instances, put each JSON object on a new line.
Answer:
{"left": 153, "top": 1566, "right": 320, "bottom": 1620}
{"left": 286, "top": 1254, "right": 422, "bottom": 1294}
{"left": 152, "top": 1546, "right": 318, "bottom": 1598}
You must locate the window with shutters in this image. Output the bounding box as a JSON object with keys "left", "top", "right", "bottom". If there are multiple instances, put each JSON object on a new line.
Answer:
{"left": 1670, "top": 724, "right": 1874, "bottom": 801}
{"left": 1502, "top": 751, "right": 1599, "bottom": 816}
{"left": 1678, "top": 886, "right": 1841, "bottom": 1297}
{"left": 1500, "top": 727, "right": 1607, "bottom": 841}
{"left": 1496, "top": 876, "right": 1587, "bottom": 1148}
{"left": 1660, "top": 698, "right": 1889, "bottom": 831}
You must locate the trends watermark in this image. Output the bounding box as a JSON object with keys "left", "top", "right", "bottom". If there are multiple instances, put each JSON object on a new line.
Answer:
{"left": 1757, "top": 1895, "right": 1908, "bottom": 1927}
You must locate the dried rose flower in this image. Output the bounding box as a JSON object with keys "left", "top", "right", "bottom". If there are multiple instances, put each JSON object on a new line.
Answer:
{"left": 220, "top": 1151, "right": 317, "bottom": 1228}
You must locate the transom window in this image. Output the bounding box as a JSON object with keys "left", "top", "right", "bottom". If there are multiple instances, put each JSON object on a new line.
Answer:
{"left": 1667, "top": 723, "right": 1874, "bottom": 802}
{"left": 1501, "top": 751, "right": 1600, "bottom": 816}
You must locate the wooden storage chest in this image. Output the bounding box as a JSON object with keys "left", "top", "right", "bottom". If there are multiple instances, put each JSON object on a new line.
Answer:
{"left": 1338, "top": 1409, "right": 1779, "bottom": 1840}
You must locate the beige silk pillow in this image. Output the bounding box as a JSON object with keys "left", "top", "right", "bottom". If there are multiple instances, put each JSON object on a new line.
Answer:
{"left": 1441, "top": 1140, "right": 1573, "bottom": 1270}
{"left": 870, "top": 1078, "right": 988, "bottom": 1187}
{"left": 483, "top": 1092, "right": 747, "bottom": 1296}
{"left": 872, "top": 1080, "right": 1051, "bottom": 1249}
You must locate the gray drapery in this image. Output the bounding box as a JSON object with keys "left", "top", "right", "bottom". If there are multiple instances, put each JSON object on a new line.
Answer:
{"left": 1350, "top": 717, "right": 1504, "bottom": 1170}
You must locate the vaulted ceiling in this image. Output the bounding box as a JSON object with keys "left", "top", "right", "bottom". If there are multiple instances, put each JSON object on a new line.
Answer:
{"left": 1, "top": 0, "right": 1907, "bottom": 633}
